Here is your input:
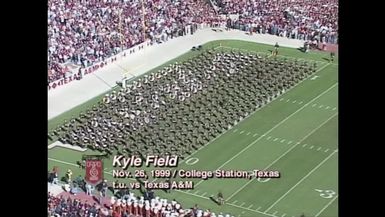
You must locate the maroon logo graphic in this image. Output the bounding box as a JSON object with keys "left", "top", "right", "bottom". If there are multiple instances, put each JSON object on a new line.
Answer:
{"left": 85, "top": 159, "right": 103, "bottom": 185}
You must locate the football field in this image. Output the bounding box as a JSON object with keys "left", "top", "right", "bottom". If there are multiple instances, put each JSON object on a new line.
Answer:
{"left": 48, "top": 40, "right": 338, "bottom": 217}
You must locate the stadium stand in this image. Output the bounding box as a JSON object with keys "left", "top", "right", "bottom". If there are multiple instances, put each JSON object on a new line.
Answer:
{"left": 47, "top": 0, "right": 218, "bottom": 83}
{"left": 48, "top": 188, "right": 234, "bottom": 217}
{"left": 214, "top": 0, "right": 338, "bottom": 44}
{"left": 48, "top": 0, "right": 338, "bottom": 84}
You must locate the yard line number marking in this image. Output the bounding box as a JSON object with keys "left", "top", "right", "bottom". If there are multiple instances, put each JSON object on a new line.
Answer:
{"left": 315, "top": 189, "right": 337, "bottom": 199}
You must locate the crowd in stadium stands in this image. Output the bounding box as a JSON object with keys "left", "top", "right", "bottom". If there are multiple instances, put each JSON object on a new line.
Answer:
{"left": 48, "top": 0, "right": 338, "bottom": 84}
{"left": 47, "top": 0, "right": 217, "bottom": 83}
{"left": 214, "top": 0, "right": 338, "bottom": 44}
{"left": 48, "top": 189, "right": 234, "bottom": 217}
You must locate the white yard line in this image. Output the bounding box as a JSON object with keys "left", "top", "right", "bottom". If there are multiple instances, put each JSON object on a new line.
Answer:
{"left": 226, "top": 113, "right": 338, "bottom": 201}
{"left": 48, "top": 158, "right": 79, "bottom": 167}
{"left": 264, "top": 150, "right": 338, "bottom": 212}
{"left": 177, "top": 63, "right": 330, "bottom": 166}
{"left": 170, "top": 188, "right": 279, "bottom": 217}
{"left": 315, "top": 195, "right": 338, "bottom": 217}
{"left": 195, "top": 82, "right": 336, "bottom": 188}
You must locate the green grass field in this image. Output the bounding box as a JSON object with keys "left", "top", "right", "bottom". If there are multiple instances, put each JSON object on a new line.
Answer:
{"left": 48, "top": 40, "right": 338, "bottom": 217}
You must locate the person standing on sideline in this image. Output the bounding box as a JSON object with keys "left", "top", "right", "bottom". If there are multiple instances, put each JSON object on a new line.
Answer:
{"left": 273, "top": 42, "right": 279, "bottom": 57}
{"left": 217, "top": 191, "right": 224, "bottom": 205}
{"left": 86, "top": 183, "right": 93, "bottom": 196}
{"left": 66, "top": 169, "right": 73, "bottom": 183}
{"left": 330, "top": 52, "right": 335, "bottom": 62}
{"left": 99, "top": 180, "right": 108, "bottom": 205}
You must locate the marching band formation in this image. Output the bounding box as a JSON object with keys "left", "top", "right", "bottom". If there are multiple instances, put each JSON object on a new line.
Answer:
{"left": 50, "top": 50, "right": 317, "bottom": 158}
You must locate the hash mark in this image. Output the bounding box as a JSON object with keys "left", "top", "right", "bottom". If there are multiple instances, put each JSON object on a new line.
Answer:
{"left": 312, "top": 103, "right": 317, "bottom": 107}
{"left": 233, "top": 129, "right": 238, "bottom": 133}
{"left": 288, "top": 141, "right": 293, "bottom": 144}
{"left": 239, "top": 130, "right": 245, "bottom": 134}
{"left": 267, "top": 136, "right": 272, "bottom": 140}
{"left": 273, "top": 211, "right": 278, "bottom": 215}
{"left": 232, "top": 200, "right": 238, "bottom": 205}
{"left": 273, "top": 138, "right": 279, "bottom": 141}
{"left": 240, "top": 202, "right": 245, "bottom": 206}
{"left": 280, "top": 139, "right": 285, "bottom": 143}
{"left": 319, "top": 105, "right": 324, "bottom": 108}
{"left": 326, "top": 106, "right": 330, "bottom": 109}
{"left": 246, "top": 132, "right": 251, "bottom": 136}
{"left": 279, "top": 98, "right": 284, "bottom": 101}
{"left": 256, "top": 206, "right": 261, "bottom": 211}
{"left": 299, "top": 101, "right": 303, "bottom": 104}
{"left": 292, "top": 100, "right": 296, "bottom": 103}
{"left": 248, "top": 205, "right": 253, "bottom": 209}
{"left": 253, "top": 133, "right": 258, "bottom": 137}
{"left": 286, "top": 99, "right": 290, "bottom": 102}
{"left": 302, "top": 143, "right": 307, "bottom": 147}
{"left": 310, "top": 145, "right": 314, "bottom": 149}
{"left": 324, "top": 148, "right": 329, "bottom": 152}
{"left": 317, "top": 147, "right": 322, "bottom": 151}
{"left": 332, "top": 107, "right": 337, "bottom": 110}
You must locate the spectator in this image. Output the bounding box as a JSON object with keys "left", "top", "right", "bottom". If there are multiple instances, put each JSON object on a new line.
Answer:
{"left": 48, "top": 0, "right": 218, "bottom": 84}
{"left": 212, "top": 0, "right": 338, "bottom": 45}
{"left": 86, "top": 183, "right": 93, "bottom": 196}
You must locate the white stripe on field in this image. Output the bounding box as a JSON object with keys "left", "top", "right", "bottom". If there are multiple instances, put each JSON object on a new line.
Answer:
{"left": 315, "top": 195, "right": 338, "bottom": 217}
{"left": 264, "top": 150, "right": 338, "bottom": 212}
{"left": 227, "top": 113, "right": 338, "bottom": 201}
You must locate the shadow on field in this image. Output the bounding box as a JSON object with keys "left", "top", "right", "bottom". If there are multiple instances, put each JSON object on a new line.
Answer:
{"left": 209, "top": 196, "right": 220, "bottom": 205}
